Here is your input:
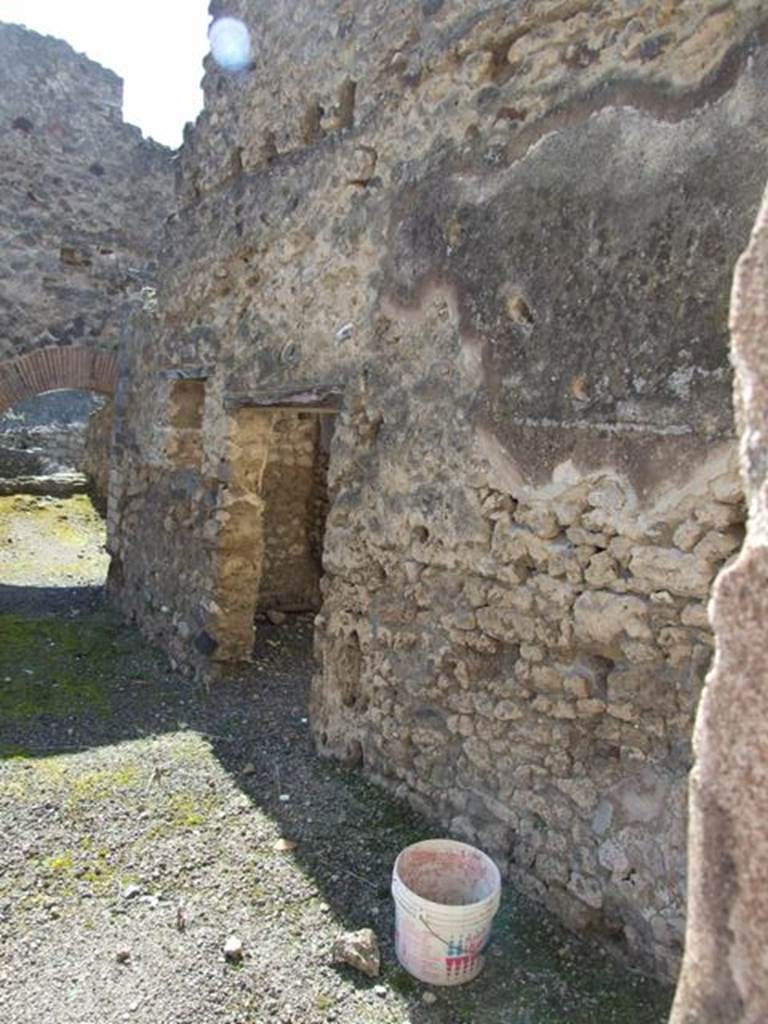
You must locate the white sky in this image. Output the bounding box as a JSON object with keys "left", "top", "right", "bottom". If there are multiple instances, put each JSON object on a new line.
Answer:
{"left": 0, "top": 0, "right": 211, "bottom": 148}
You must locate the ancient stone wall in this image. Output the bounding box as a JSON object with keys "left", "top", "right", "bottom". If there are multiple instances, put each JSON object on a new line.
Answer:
{"left": 110, "top": 0, "right": 768, "bottom": 979}
{"left": 257, "top": 413, "right": 328, "bottom": 613}
{"left": 81, "top": 397, "right": 113, "bottom": 512}
{"left": 0, "top": 23, "right": 174, "bottom": 412}
{"left": 670, "top": 184, "right": 768, "bottom": 1024}
{"left": 0, "top": 390, "right": 106, "bottom": 481}
{"left": 0, "top": 423, "right": 83, "bottom": 473}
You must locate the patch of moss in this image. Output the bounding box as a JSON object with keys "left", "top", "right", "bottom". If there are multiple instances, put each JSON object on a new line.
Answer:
{"left": 0, "top": 613, "right": 119, "bottom": 719}
{"left": 79, "top": 852, "right": 118, "bottom": 893}
{"left": 387, "top": 967, "right": 419, "bottom": 997}
{"left": 314, "top": 991, "right": 336, "bottom": 1012}
{"left": 68, "top": 765, "right": 141, "bottom": 802}
{"left": 165, "top": 732, "right": 214, "bottom": 765}
{"left": 167, "top": 792, "right": 214, "bottom": 828}
{"left": 29, "top": 757, "right": 69, "bottom": 785}
{"left": 44, "top": 850, "right": 75, "bottom": 874}
{"left": 0, "top": 744, "right": 32, "bottom": 760}
{"left": 36, "top": 841, "right": 135, "bottom": 900}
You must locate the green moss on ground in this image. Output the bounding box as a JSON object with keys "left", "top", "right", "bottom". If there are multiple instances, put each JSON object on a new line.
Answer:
{"left": 0, "top": 612, "right": 122, "bottom": 719}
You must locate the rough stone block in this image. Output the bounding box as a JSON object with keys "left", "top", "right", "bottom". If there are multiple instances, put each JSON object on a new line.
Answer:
{"left": 574, "top": 591, "right": 651, "bottom": 647}
{"left": 628, "top": 546, "right": 713, "bottom": 598}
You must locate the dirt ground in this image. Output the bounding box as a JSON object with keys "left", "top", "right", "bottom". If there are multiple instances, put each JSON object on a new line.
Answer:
{"left": 0, "top": 494, "right": 109, "bottom": 589}
{"left": 0, "top": 496, "right": 673, "bottom": 1024}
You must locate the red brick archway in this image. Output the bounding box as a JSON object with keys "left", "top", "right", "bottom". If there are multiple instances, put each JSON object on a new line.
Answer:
{"left": 0, "top": 346, "right": 117, "bottom": 415}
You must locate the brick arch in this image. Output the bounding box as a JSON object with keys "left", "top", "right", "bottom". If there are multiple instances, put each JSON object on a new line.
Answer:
{"left": 0, "top": 346, "right": 117, "bottom": 415}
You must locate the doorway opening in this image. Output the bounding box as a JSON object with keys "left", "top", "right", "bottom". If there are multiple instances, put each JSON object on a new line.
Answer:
{"left": 0, "top": 388, "right": 113, "bottom": 608}
{"left": 256, "top": 411, "right": 334, "bottom": 615}
{"left": 208, "top": 388, "right": 339, "bottom": 665}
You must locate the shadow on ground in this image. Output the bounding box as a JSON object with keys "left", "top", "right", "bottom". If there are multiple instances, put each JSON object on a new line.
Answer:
{"left": 0, "top": 590, "right": 674, "bottom": 1024}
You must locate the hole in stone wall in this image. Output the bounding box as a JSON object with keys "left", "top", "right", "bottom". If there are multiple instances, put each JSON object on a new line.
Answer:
{"left": 166, "top": 380, "right": 205, "bottom": 469}
{"left": 336, "top": 78, "right": 357, "bottom": 131}
{"left": 60, "top": 246, "right": 92, "bottom": 269}
{"left": 336, "top": 630, "right": 362, "bottom": 708}
{"left": 261, "top": 130, "right": 278, "bottom": 162}
{"left": 343, "top": 738, "right": 363, "bottom": 767}
{"left": 506, "top": 293, "right": 535, "bottom": 325}
{"left": 301, "top": 100, "right": 324, "bottom": 145}
{"left": 12, "top": 116, "right": 33, "bottom": 133}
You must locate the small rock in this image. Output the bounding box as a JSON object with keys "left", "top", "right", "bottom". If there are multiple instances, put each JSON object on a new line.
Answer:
{"left": 422, "top": 991, "right": 437, "bottom": 1005}
{"left": 121, "top": 884, "right": 141, "bottom": 900}
{"left": 273, "top": 837, "right": 297, "bottom": 853}
{"left": 115, "top": 946, "right": 131, "bottom": 964}
{"left": 278, "top": 793, "right": 290, "bottom": 803}
{"left": 374, "top": 985, "right": 387, "bottom": 998}
{"left": 224, "top": 935, "right": 244, "bottom": 962}
{"left": 266, "top": 609, "right": 287, "bottom": 626}
{"left": 242, "top": 762, "right": 256, "bottom": 776}
{"left": 331, "top": 928, "right": 381, "bottom": 978}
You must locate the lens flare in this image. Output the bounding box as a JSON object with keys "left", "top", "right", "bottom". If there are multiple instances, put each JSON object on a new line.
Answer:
{"left": 209, "top": 17, "right": 252, "bottom": 72}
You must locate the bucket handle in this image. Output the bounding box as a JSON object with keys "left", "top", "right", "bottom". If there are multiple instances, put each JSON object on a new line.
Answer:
{"left": 417, "top": 912, "right": 451, "bottom": 947}
{"left": 394, "top": 886, "right": 452, "bottom": 946}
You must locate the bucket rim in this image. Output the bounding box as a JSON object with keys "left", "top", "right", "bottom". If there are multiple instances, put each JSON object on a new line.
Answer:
{"left": 392, "top": 838, "right": 502, "bottom": 914}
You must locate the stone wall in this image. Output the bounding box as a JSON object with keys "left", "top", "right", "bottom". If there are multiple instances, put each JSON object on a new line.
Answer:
{"left": 110, "top": 0, "right": 768, "bottom": 980}
{"left": 0, "top": 22, "right": 174, "bottom": 411}
{"left": 0, "top": 423, "right": 84, "bottom": 474}
{"left": 670, "top": 184, "right": 768, "bottom": 1024}
{"left": 81, "top": 397, "right": 113, "bottom": 511}
{"left": 0, "top": 390, "right": 102, "bottom": 478}
{"left": 257, "top": 413, "right": 329, "bottom": 613}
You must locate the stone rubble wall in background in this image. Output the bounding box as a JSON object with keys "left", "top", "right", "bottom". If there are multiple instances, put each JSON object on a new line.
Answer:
{"left": 0, "top": 389, "right": 104, "bottom": 479}
{"left": 0, "top": 21, "right": 175, "bottom": 513}
{"left": 0, "top": 393, "right": 112, "bottom": 512}
{"left": 0, "top": 423, "right": 86, "bottom": 476}
{"left": 108, "top": 0, "right": 768, "bottom": 981}
{"left": 0, "top": 22, "right": 174, "bottom": 401}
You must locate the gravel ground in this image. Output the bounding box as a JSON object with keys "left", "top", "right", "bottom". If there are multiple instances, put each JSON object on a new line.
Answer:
{"left": 0, "top": 498, "right": 674, "bottom": 1024}
{"left": 0, "top": 493, "right": 109, "bottom": 590}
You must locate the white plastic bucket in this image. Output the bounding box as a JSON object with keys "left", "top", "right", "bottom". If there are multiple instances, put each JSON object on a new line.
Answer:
{"left": 391, "top": 838, "right": 501, "bottom": 986}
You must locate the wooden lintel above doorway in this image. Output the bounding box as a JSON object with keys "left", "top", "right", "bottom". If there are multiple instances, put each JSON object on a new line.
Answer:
{"left": 158, "top": 366, "right": 212, "bottom": 382}
{"left": 224, "top": 385, "right": 342, "bottom": 415}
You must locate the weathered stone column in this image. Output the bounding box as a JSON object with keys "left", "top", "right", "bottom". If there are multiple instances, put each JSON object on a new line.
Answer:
{"left": 671, "top": 184, "right": 768, "bottom": 1023}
